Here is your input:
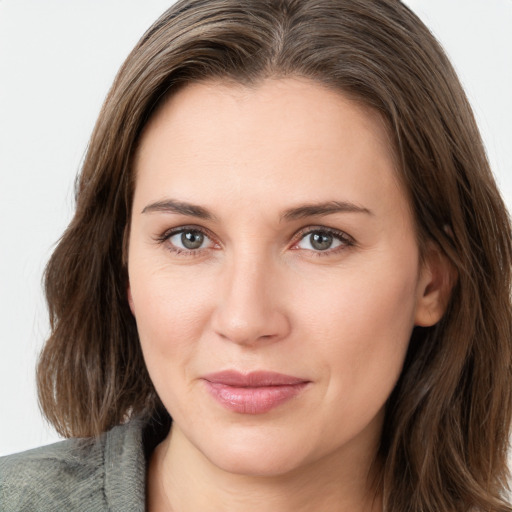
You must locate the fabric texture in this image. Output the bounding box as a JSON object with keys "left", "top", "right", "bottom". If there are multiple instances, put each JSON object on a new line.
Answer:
{"left": 0, "top": 415, "right": 170, "bottom": 512}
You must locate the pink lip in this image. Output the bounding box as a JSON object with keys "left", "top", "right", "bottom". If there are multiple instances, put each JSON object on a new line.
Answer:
{"left": 202, "top": 371, "right": 310, "bottom": 414}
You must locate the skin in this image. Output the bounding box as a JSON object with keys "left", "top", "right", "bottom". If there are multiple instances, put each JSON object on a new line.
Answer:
{"left": 127, "top": 78, "right": 450, "bottom": 512}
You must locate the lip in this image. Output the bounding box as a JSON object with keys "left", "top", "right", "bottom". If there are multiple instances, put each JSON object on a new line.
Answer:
{"left": 202, "top": 370, "right": 310, "bottom": 414}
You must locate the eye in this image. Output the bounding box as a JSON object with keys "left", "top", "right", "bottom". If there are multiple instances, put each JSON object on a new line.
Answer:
{"left": 294, "top": 228, "right": 352, "bottom": 253}
{"left": 160, "top": 227, "right": 217, "bottom": 254}
{"left": 170, "top": 230, "right": 207, "bottom": 250}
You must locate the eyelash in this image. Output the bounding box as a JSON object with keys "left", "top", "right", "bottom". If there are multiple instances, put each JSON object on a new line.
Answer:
{"left": 155, "top": 225, "right": 355, "bottom": 257}
{"left": 154, "top": 225, "right": 219, "bottom": 257}
{"left": 291, "top": 226, "right": 355, "bottom": 257}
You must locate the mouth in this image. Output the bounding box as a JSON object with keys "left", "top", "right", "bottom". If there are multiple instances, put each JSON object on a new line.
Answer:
{"left": 201, "top": 370, "right": 310, "bottom": 414}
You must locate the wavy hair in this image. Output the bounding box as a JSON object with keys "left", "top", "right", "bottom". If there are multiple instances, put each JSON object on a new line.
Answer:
{"left": 37, "top": 1, "right": 512, "bottom": 510}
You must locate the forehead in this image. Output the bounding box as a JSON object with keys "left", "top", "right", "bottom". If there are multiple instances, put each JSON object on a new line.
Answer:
{"left": 138, "top": 77, "right": 394, "bottom": 160}
{"left": 132, "top": 78, "right": 405, "bottom": 220}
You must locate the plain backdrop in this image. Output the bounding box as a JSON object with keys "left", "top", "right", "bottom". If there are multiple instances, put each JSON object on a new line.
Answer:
{"left": 1, "top": 0, "right": 511, "bottom": 456}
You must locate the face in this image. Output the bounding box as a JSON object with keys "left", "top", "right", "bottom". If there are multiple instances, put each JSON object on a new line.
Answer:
{"left": 128, "top": 78, "right": 443, "bottom": 478}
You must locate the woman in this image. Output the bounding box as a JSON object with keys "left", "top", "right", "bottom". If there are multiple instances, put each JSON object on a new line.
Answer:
{"left": 1, "top": 0, "right": 511, "bottom": 511}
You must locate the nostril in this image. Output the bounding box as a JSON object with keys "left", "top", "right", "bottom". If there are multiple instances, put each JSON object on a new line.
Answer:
{"left": 211, "top": 308, "right": 290, "bottom": 346}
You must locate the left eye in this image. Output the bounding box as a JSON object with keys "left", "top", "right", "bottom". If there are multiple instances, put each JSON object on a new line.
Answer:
{"left": 296, "top": 230, "right": 347, "bottom": 251}
{"left": 168, "top": 229, "right": 213, "bottom": 250}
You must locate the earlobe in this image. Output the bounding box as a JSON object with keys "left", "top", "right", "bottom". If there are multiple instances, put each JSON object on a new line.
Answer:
{"left": 414, "top": 244, "right": 456, "bottom": 327}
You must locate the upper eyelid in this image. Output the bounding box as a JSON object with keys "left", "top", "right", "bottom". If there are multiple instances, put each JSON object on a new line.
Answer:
{"left": 160, "top": 225, "right": 215, "bottom": 241}
{"left": 293, "top": 226, "right": 354, "bottom": 242}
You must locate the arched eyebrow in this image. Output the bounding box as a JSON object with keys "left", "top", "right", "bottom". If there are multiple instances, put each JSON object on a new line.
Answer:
{"left": 141, "top": 199, "right": 216, "bottom": 220}
{"left": 141, "top": 199, "right": 372, "bottom": 221}
{"left": 281, "top": 201, "right": 373, "bottom": 221}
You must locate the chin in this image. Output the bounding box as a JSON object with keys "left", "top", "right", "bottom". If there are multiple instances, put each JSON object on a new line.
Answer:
{"left": 209, "top": 448, "right": 307, "bottom": 478}
{"left": 195, "top": 427, "right": 316, "bottom": 477}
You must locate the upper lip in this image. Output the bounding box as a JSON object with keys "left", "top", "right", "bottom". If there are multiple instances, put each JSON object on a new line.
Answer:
{"left": 202, "top": 370, "right": 309, "bottom": 387}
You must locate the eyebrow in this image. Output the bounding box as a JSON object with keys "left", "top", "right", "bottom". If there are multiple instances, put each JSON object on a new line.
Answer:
{"left": 281, "top": 201, "right": 373, "bottom": 221}
{"left": 141, "top": 199, "right": 216, "bottom": 220}
{"left": 141, "top": 198, "right": 372, "bottom": 221}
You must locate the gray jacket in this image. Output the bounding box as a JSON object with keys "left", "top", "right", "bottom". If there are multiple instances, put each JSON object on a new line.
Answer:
{"left": 0, "top": 416, "right": 169, "bottom": 511}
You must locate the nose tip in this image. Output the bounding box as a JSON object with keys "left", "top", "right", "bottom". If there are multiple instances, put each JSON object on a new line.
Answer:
{"left": 210, "top": 262, "right": 290, "bottom": 346}
{"left": 213, "top": 311, "right": 289, "bottom": 346}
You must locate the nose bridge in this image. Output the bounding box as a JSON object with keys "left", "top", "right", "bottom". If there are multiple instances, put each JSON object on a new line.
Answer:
{"left": 211, "top": 245, "right": 289, "bottom": 345}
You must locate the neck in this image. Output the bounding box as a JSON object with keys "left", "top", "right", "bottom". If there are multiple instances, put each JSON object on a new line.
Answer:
{"left": 146, "top": 424, "right": 383, "bottom": 512}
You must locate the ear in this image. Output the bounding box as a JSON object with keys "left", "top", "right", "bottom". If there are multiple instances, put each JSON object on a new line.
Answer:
{"left": 414, "top": 243, "right": 456, "bottom": 327}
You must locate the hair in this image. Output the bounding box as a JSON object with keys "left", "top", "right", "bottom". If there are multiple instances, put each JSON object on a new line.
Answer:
{"left": 37, "top": 0, "right": 512, "bottom": 510}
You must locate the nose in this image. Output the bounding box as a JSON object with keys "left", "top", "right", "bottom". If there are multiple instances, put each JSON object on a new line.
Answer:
{"left": 210, "top": 253, "right": 291, "bottom": 346}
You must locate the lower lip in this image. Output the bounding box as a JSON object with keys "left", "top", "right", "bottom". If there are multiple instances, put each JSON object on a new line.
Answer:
{"left": 204, "top": 381, "right": 309, "bottom": 414}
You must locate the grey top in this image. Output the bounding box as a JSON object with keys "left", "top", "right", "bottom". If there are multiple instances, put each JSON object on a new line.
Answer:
{"left": 0, "top": 415, "right": 170, "bottom": 511}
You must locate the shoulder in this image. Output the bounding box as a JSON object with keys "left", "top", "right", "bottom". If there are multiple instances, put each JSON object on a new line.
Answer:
{"left": 0, "top": 418, "right": 152, "bottom": 512}
{"left": 0, "top": 433, "right": 108, "bottom": 511}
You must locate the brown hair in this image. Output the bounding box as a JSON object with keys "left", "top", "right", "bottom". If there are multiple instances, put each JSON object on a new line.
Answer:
{"left": 37, "top": 0, "right": 512, "bottom": 510}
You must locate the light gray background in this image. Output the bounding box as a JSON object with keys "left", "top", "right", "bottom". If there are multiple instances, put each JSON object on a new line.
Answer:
{"left": 1, "top": 1, "right": 511, "bottom": 456}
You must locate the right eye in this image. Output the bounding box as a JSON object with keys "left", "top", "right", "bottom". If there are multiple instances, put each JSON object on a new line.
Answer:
{"left": 161, "top": 227, "right": 217, "bottom": 254}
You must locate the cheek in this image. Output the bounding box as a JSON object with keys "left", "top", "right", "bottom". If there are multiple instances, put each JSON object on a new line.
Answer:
{"left": 129, "top": 264, "right": 217, "bottom": 378}
{"left": 294, "top": 255, "right": 419, "bottom": 410}
{"left": 297, "top": 252, "right": 418, "bottom": 334}
{"left": 129, "top": 273, "right": 214, "bottom": 425}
